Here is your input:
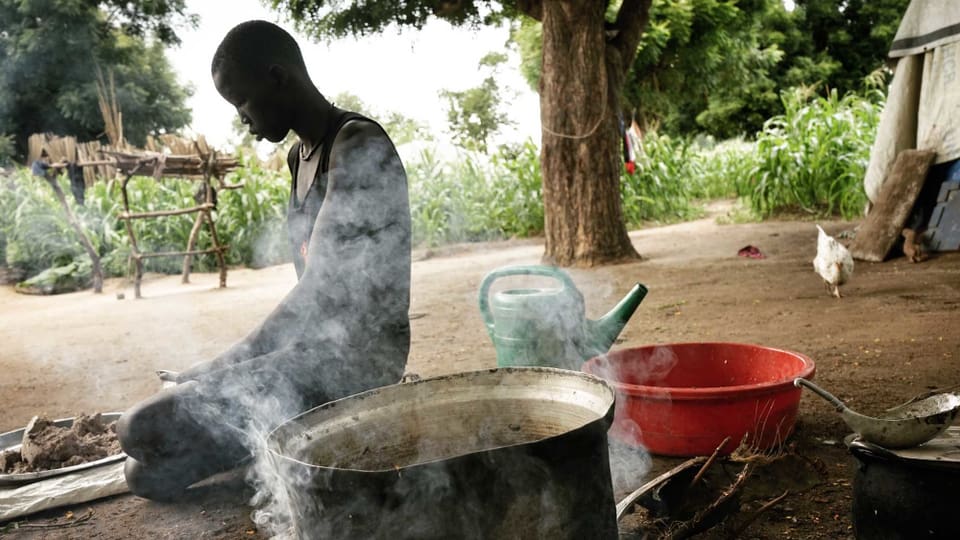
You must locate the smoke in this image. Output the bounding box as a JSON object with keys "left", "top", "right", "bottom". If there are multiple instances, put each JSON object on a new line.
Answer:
{"left": 590, "top": 345, "right": 679, "bottom": 494}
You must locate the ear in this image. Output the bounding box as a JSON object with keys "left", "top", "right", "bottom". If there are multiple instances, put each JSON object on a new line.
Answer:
{"left": 267, "top": 64, "right": 290, "bottom": 88}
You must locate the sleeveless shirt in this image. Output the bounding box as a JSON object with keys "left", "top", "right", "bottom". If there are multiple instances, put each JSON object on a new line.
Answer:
{"left": 285, "top": 110, "right": 370, "bottom": 278}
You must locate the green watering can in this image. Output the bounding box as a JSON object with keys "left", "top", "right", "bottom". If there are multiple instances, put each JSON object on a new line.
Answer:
{"left": 479, "top": 265, "right": 648, "bottom": 370}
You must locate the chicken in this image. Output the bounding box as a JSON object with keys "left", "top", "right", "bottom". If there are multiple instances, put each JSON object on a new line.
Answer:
{"left": 813, "top": 224, "right": 854, "bottom": 298}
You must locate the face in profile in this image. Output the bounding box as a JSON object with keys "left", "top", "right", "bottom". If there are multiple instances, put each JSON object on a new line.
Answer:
{"left": 213, "top": 64, "right": 290, "bottom": 143}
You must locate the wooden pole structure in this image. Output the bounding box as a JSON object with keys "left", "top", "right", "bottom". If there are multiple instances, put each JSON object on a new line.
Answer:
{"left": 118, "top": 153, "right": 230, "bottom": 298}
{"left": 119, "top": 162, "right": 147, "bottom": 298}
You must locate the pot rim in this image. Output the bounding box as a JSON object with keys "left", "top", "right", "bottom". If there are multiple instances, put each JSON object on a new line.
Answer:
{"left": 265, "top": 367, "right": 616, "bottom": 473}
{"left": 583, "top": 341, "right": 816, "bottom": 401}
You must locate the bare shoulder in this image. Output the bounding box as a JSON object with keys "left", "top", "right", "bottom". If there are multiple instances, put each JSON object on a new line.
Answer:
{"left": 335, "top": 119, "right": 391, "bottom": 150}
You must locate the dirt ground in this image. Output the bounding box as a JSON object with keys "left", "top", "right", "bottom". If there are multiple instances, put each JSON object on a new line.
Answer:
{"left": 1, "top": 205, "right": 959, "bottom": 539}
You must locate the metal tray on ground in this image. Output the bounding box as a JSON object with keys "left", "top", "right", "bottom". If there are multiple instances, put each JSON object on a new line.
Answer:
{"left": 0, "top": 413, "right": 126, "bottom": 487}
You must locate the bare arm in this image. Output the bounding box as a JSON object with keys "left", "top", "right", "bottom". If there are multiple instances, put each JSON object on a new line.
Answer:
{"left": 178, "top": 121, "right": 410, "bottom": 382}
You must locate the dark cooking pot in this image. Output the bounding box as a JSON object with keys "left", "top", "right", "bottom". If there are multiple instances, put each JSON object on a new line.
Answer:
{"left": 265, "top": 367, "right": 619, "bottom": 540}
{"left": 847, "top": 427, "right": 960, "bottom": 540}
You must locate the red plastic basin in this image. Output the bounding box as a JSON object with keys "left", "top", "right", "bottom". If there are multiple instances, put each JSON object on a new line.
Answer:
{"left": 582, "top": 342, "right": 815, "bottom": 456}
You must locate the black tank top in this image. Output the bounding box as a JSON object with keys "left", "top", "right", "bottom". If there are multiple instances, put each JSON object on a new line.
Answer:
{"left": 286, "top": 110, "right": 371, "bottom": 278}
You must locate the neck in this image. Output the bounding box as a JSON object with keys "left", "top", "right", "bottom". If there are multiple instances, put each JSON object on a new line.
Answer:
{"left": 292, "top": 86, "right": 334, "bottom": 151}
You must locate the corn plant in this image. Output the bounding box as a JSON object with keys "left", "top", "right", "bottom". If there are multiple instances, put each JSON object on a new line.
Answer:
{"left": 2, "top": 174, "right": 75, "bottom": 274}
{"left": 742, "top": 88, "right": 882, "bottom": 218}
{"left": 622, "top": 133, "right": 703, "bottom": 225}
{"left": 215, "top": 158, "right": 291, "bottom": 269}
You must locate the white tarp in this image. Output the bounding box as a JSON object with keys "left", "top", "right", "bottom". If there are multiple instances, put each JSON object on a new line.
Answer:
{"left": 864, "top": 1, "right": 960, "bottom": 205}
{"left": 0, "top": 462, "right": 128, "bottom": 522}
{"left": 890, "top": 0, "right": 960, "bottom": 58}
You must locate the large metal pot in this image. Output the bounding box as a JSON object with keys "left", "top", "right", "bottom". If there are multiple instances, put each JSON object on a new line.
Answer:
{"left": 847, "top": 427, "right": 960, "bottom": 539}
{"left": 265, "top": 367, "right": 618, "bottom": 539}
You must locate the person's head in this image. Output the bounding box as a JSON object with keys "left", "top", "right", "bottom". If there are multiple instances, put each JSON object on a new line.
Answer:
{"left": 212, "top": 21, "right": 312, "bottom": 142}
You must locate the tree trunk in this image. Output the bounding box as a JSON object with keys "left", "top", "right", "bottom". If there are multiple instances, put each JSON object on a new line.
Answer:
{"left": 539, "top": 1, "right": 639, "bottom": 267}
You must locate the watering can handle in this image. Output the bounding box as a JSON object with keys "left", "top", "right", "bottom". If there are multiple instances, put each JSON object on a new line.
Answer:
{"left": 478, "top": 265, "right": 579, "bottom": 335}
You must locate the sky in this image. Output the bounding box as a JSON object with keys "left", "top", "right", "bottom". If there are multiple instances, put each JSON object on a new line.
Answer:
{"left": 166, "top": 0, "right": 542, "bottom": 154}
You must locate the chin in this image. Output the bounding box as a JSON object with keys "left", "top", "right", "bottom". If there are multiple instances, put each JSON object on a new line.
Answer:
{"left": 264, "top": 130, "right": 290, "bottom": 143}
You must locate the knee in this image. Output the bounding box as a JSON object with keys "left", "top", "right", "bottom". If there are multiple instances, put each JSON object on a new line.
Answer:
{"left": 123, "top": 457, "right": 190, "bottom": 502}
{"left": 117, "top": 382, "right": 199, "bottom": 461}
{"left": 117, "top": 402, "right": 149, "bottom": 461}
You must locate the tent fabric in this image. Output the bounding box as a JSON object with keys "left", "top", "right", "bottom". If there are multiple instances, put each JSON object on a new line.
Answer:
{"left": 890, "top": 0, "right": 960, "bottom": 58}
{"left": 864, "top": 0, "right": 960, "bottom": 206}
{"left": 864, "top": 54, "right": 923, "bottom": 205}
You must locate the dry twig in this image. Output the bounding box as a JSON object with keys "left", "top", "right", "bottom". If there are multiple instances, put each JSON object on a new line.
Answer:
{"left": 8, "top": 509, "right": 94, "bottom": 530}
{"left": 726, "top": 489, "right": 790, "bottom": 539}
{"left": 689, "top": 436, "right": 730, "bottom": 489}
{"left": 658, "top": 462, "right": 756, "bottom": 540}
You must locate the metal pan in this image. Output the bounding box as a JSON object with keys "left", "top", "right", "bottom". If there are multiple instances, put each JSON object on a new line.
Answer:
{"left": 0, "top": 413, "right": 126, "bottom": 487}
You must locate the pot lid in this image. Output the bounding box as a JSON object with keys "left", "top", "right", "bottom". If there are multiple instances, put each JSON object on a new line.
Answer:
{"left": 846, "top": 426, "right": 960, "bottom": 465}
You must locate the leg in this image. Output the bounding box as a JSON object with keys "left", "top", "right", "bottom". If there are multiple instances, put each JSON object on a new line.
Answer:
{"left": 117, "top": 380, "right": 251, "bottom": 500}
{"left": 119, "top": 337, "right": 408, "bottom": 501}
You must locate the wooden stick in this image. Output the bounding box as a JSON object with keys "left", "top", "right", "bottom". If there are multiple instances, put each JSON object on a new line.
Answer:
{"left": 181, "top": 211, "right": 205, "bottom": 283}
{"left": 689, "top": 436, "right": 731, "bottom": 489}
{"left": 10, "top": 509, "right": 94, "bottom": 529}
{"left": 119, "top": 203, "right": 214, "bottom": 219}
{"left": 661, "top": 462, "right": 755, "bottom": 540}
{"left": 42, "top": 177, "right": 103, "bottom": 294}
{"left": 615, "top": 456, "right": 708, "bottom": 521}
{"left": 136, "top": 247, "right": 225, "bottom": 259}
{"left": 48, "top": 160, "right": 116, "bottom": 169}
{"left": 725, "top": 489, "right": 789, "bottom": 539}
{"left": 202, "top": 179, "right": 228, "bottom": 289}
{"left": 119, "top": 166, "right": 145, "bottom": 298}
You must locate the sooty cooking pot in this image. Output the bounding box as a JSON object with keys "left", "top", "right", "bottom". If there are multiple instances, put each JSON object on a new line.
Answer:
{"left": 847, "top": 427, "right": 960, "bottom": 539}
{"left": 265, "top": 367, "right": 619, "bottom": 540}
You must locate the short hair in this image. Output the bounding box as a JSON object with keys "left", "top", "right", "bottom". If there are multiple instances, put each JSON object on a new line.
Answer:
{"left": 211, "top": 20, "right": 307, "bottom": 77}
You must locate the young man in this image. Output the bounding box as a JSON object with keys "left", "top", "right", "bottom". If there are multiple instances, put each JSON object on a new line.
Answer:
{"left": 117, "top": 20, "right": 411, "bottom": 500}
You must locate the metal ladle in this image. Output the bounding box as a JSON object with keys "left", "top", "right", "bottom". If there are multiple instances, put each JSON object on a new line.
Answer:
{"left": 794, "top": 378, "right": 960, "bottom": 449}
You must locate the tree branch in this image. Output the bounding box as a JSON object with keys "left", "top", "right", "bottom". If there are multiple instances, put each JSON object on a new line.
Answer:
{"left": 611, "top": 0, "right": 653, "bottom": 74}
{"left": 515, "top": 0, "right": 543, "bottom": 21}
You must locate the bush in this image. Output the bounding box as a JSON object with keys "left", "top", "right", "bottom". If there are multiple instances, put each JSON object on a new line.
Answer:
{"left": 740, "top": 88, "right": 882, "bottom": 218}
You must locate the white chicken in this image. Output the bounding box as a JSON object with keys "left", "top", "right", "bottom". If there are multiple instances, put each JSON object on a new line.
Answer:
{"left": 813, "top": 225, "right": 854, "bottom": 298}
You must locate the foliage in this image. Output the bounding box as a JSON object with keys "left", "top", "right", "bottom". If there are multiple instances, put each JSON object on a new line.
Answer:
{"left": 268, "top": 0, "right": 513, "bottom": 39}
{"left": 0, "top": 160, "right": 291, "bottom": 281}
{"left": 214, "top": 158, "right": 291, "bottom": 269}
{"left": 0, "top": 171, "right": 87, "bottom": 275}
{"left": 621, "top": 133, "right": 703, "bottom": 225}
{"left": 0, "top": 134, "right": 14, "bottom": 165}
{"left": 438, "top": 52, "right": 513, "bottom": 154}
{"left": 406, "top": 140, "right": 542, "bottom": 246}
{"left": 510, "top": 0, "right": 906, "bottom": 140}
{"left": 0, "top": 0, "right": 195, "bottom": 158}
{"left": 0, "top": 85, "right": 883, "bottom": 287}
{"left": 624, "top": 0, "right": 784, "bottom": 138}
{"left": 740, "top": 88, "right": 882, "bottom": 218}
{"left": 791, "top": 0, "right": 910, "bottom": 93}
{"left": 692, "top": 138, "right": 757, "bottom": 201}
{"left": 329, "top": 92, "right": 431, "bottom": 146}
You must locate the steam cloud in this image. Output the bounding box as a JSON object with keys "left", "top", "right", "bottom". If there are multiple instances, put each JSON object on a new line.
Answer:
{"left": 591, "top": 345, "right": 678, "bottom": 494}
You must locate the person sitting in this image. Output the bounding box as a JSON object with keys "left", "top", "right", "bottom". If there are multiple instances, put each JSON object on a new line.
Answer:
{"left": 117, "top": 20, "right": 412, "bottom": 501}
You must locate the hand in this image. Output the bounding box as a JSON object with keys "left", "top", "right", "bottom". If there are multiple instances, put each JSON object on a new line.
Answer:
{"left": 155, "top": 370, "right": 180, "bottom": 388}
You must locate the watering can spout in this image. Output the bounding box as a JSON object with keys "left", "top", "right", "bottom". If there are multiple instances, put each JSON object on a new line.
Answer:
{"left": 587, "top": 283, "right": 648, "bottom": 354}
